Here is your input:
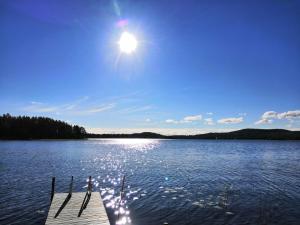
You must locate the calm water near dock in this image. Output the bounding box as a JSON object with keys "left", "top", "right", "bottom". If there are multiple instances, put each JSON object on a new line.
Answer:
{"left": 0, "top": 139, "right": 300, "bottom": 225}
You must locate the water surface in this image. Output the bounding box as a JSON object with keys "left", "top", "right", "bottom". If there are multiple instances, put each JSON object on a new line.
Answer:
{"left": 0, "top": 139, "right": 299, "bottom": 225}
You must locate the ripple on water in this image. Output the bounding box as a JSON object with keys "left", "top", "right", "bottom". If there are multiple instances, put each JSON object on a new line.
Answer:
{"left": 1, "top": 139, "right": 300, "bottom": 225}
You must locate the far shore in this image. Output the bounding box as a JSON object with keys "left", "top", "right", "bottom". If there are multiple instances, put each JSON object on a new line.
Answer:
{"left": 2, "top": 128, "right": 300, "bottom": 141}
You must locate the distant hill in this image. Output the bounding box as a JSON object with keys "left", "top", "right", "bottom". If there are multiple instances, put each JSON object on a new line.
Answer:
{"left": 182, "top": 129, "right": 300, "bottom": 140}
{"left": 88, "top": 129, "right": 300, "bottom": 140}
{"left": 0, "top": 114, "right": 86, "bottom": 139}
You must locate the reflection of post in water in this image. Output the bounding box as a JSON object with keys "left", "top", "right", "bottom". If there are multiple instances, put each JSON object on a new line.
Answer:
{"left": 223, "top": 185, "right": 229, "bottom": 209}
{"left": 78, "top": 176, "right": 92, "bottom": 217}
{"left": 117, "top": 175, "right": 126, "bottom": 220}
{"left": 219, "top": 184, "right": 236, "bottom": 214}
{"left": 258, "top": 191, "right": 275, "bottom": 225}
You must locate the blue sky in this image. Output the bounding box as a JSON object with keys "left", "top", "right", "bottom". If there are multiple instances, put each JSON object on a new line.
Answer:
{"left": 0, "top": 0, "right": 300, "bottom": 134}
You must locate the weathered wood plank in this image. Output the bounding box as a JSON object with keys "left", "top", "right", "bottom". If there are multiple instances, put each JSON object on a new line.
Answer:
{"left": 46, "top": 192, "right": 110, "bottom": 225}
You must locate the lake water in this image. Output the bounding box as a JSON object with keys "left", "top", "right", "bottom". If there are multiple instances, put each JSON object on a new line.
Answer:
{"left": 0, "top": 139, "right": 300, "bottom": 225}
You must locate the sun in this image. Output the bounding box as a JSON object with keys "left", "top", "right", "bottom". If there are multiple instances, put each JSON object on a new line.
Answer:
{"left": 118, "top": 31, "right": 137, "bottom": 54}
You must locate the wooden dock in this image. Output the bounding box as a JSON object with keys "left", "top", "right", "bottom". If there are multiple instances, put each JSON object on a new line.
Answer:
{"left": 45, "top": 192, "right": 110, "bottom": 225}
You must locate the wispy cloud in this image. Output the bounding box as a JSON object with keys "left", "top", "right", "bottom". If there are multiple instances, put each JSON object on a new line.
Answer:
{"left": 21, "top": 97, "right": 115, "bottom": 115}
{"left": 80, "top": 104, "right": 115, "bottom": 114}
{"left": 217, "top": 117, "right": 243, "bottom": 124}
{"left": 145, "top": 118, "right": 151, "bottom": 122}
{"left": 63, "top": 96, "right": 89, "bottom": 110}
{"left": 22, "top": 102, "right": 58, "bottom": 113}
{"left": 119, "top": 105, "right": 153, "bottom": 113}
{"left": 204, "top": 118, "right": 214, "bottom": 125}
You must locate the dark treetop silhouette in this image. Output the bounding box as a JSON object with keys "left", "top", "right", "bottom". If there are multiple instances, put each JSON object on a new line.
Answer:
{"left": 0, "top": 114, "right": 86, "bottom": 139}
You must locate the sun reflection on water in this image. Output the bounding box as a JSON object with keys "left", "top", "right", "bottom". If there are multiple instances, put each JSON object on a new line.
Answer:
{"left": 100, "top": 138, "right": 160, "bottom": 151}
{"left": 86, "top": 139, "right": 160, "bottom": 225}
{"left": 88, "top": 138, "right": 237, "bottom": 224}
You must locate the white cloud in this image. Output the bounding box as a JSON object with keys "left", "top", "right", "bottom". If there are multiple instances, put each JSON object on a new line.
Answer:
{"left": 255, "top": 110, "right": 277, "bottom": 125}
{"left": 255, "top": 110, "right": 300, "bottom": 125}
{"left": 165, "top": 114, "right": 202, "bottom": 124}
{"left": 165, "top": 119, "right": 178, "bottom": 124}
{"left": 206, "top": 112, "right": 213, "bottom": 116}
{"left": 277, "top": 110, "right": 300, "bottom": 119}
{"left": 204, "top": 118, "right": 214, "bottom": 125}
{"left": 183, "top": 114, "right": 202, "bottom": 122}
{"left": 255, "top": 118, "right": 273, "bottom": 125}
{"left": 145, "top": 118, "right": 151, "bottom": 122}
{"left": 217, "top": 117, "right": 243, "bottom": 124}
{"left": 262, "top": 111, "right": 277, "bottom": 119}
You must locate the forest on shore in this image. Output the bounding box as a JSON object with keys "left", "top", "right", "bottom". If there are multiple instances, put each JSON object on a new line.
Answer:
{"left": 0, "top": 114, "right": 86, "bottom": 139}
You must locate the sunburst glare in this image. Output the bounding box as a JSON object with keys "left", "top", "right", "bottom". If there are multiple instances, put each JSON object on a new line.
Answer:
{"left": 118, "top": 31, "right": 138, "bottom": 54}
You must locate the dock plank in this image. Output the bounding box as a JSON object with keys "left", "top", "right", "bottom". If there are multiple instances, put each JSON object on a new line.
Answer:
{"left": 46, "top": 192, "right": 110, "bottom": 225}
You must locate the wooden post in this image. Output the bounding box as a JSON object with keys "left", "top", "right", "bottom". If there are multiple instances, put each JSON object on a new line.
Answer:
{"left": 54, "top": 176, "right": 73, "bottom": 218}
{"left": 78, "top": 176, "right": 92, "bottom": 217}
{"left": 51, "top": 177, "right": 55, "bottom": 203}
{"left": 69, "top": 176, "right": 74, "bottom": 196}
{"left": 88, "top": 176, "right": 92, "bottom": 193}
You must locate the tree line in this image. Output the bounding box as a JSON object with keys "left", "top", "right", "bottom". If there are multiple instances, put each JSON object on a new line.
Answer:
{"left": 0, "top": 114, "right": 86, "bottom": 139}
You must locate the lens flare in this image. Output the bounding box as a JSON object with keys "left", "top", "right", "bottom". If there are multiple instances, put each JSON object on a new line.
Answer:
{"left": 117, "top": 19, "right": 128, "bottom": 27}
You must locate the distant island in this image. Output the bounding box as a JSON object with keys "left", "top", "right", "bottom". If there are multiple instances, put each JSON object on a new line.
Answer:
{"left": 1, "top": 114, "right": 300, "bottom": 140}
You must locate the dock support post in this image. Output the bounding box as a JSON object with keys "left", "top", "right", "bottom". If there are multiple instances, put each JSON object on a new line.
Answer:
{"left": 78, "top": 176, "right": 92, "bottom": 217}
{"left": 51, "top": 177, "right": 55, "bottom": 203}
{"left": 54, "top": 176, "right": 73, "bottom": 218}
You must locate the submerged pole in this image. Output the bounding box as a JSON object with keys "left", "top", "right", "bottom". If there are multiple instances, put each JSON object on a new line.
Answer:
{"left": 121, "top": 175, "right": 125, "bottom": 197}
{"left": 117, "top": 175, "right": 126, "bottom": 220}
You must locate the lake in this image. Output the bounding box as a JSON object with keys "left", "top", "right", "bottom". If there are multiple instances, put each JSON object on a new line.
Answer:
{"left": 0, "top": 139, "right": 299, "bottom": 225}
